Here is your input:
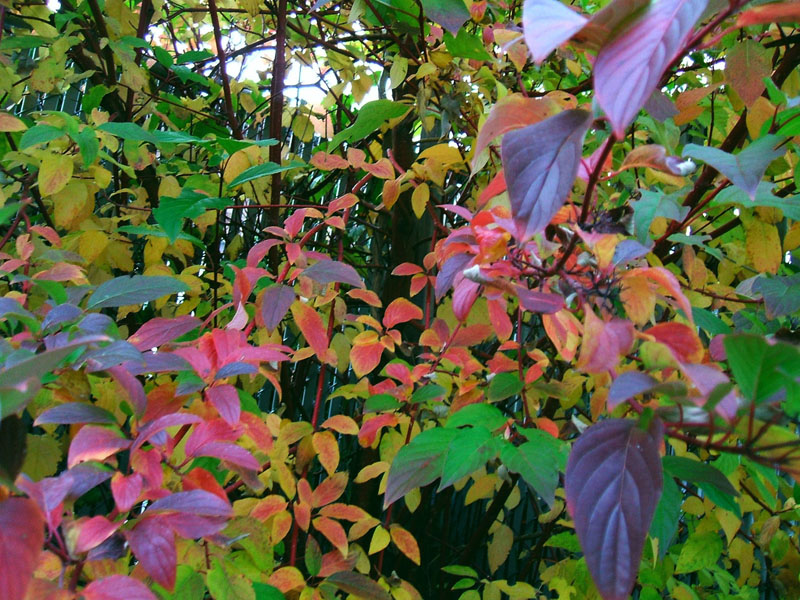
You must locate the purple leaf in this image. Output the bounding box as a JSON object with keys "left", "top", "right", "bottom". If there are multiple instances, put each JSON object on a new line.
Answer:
{"left": 435, "top": 252, "right": 472, "bottom": 301}
{"left": 565, "top": 418, "right": 663, "bottom": 600}
{"left": 206, "top": 384, "right": 241, "bottom": 425}
{"left": 128, "top": 316, "right": 201, "bottom": 351}
{"left": 0, "top": 497, "right": 44, "bottom": 600}
{"left": 516, "top": 286, "right": 564, "bottom": 313}
{"left": 302, "top": 260, "right": 364, "bottom": 288}
{"left": 682, "top": 135, "right": 785, "bottom": 200}
{"left": 124, "top": 352, "right": 191, "bottom": 375}
{"left": 612, "top": 239, "right": 652, "bottom": 266}
{"left": 422, "top": 0, "right": 470, "bottom": 35}
{"left": 187, "top": 441, "right": 260, "bottom": 471}
{"left": 594, "top": 0, "right": 708, "bottom": 136}
{"left": 132, "top": 413, "right": 202, "bottom": 450}
{"left": 64, "top": 463, "right": 114, "bottom": 500}
{"left": 162, "top": 514, "right": 228, "bottom": 538}
{"left": 607, "top": 372, "right": 658, "bottom": 410}
{"left": 644, "top": 90, "right": 679, "bottom": 121}
{"left": 34, "top": 402, "right": 116, "bottom": 426}
{"left": 260, "top": 284, "right": 295, "bottom": 331}
{"left": 501, "top": 109, "right": 592, "bottom": 241}
{"left": 67, "top": 426, "right": 131, "bottom": 468}
{"left": 126, "top": 515, "right": 176, "bottom": 590}
{"left": 84, "top": 340, "right": 144, "bottom": 372}
{"left": 215, "top": 361, "right": 257, "bottom": 379}
{"left": 41, "top": 303, "right": 82, "bottom": 331}
{"left": 523, "top": 0, "right": 588, "bottom": 64}
{"left": 82, "top": 575, "right": 157, "bottom": 600}
{"left": 147, "top": 490, "right": 232, "bottom": 518}
{"left": 87, "top": 275, "right": 188, "bottom": 309}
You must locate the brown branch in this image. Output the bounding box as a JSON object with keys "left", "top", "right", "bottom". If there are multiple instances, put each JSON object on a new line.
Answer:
{"left": 208, "top": 0, "right": 243, "bottom": 140}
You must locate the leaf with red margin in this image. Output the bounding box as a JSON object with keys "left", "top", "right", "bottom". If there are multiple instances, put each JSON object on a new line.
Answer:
{"left": 501, "top": 109, "right": 592, "bottom": 241}
{"left": 303, "top": 260, "right": 365, "bottom": 289}
{"left": 125, "top": 515, "right": 177, "bottom": 590}
{"left": 313, "top": 516, "right": 349, "bottom": 557}
{"left": 67, "top": 426, "right": 131, "bottom": 468}
{"left": 565, "top": 418, "right": 663, "bottom": 600}
{"left": 594, "top": 0, "right": 708, "bottom": 136}
{"left": 132, "top": 413, "right": 202, "bottom": 450}
{"left": 383, "top": 297, "right": 423, "bottom": 329}
{"left": 290, "top": 300, "right": 331, "bottom": 359}
{"left": 358, "top": 413, "right": 399, "bottom": 447}
{"left": 128, "top": 316, "right": 201, "bottom": 351}
{"left": 205, "top": 384, "right": 241, "bottom": 425}
{"left": 523, "top": 0, "right": 588, "bottom": 64}
{"left": 313, "top": 430, "right": 340, "bottom": 476}
{"left": 111, "top": 472, "right": 143, "bottom": 512}
{"left": 350, "top": 335, "right": 385, "bottom": 379}
{"left": 82, "top": 575, "right": 158, "bottom": 600}
{"left": 267, "top": 567, "right": 305, "bottom": 594}
{"left": 472, "top": 94, "right": 561, "bottom": 169}
{"left": 325, "top": 571, "right": 391, "bottom": 600}
{"left": 645, "top": 322, "right": 703, "bottom": 363}
{"left": 634, "top": 267, "right": 694, "bottom": 325}
{"left": 73, "top": 515, "right": 120, "bottom": 553}
{"left": 619, "top": 145, "right": 690, "bottom": 176}
{"left": 736, "top": 2, "right": 800, "bottom": 26}
{"left": 0, "top": 497, "right": 44, "bottom": 600}
{"left": 390, "top": 524, "right": 421, "bottom": 565}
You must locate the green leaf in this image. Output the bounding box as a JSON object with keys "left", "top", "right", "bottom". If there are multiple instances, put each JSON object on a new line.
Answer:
{"left": 176, "top": 50, "right": 215, "bottom": 64}
{"left": 692, "top": 307, "right": 731, "bottom": 335}
{"left": 228, "top": 160, "right": 306, "bottom": 187}
{"left": 445, "top": 403, "right": 507, "bottom": 431}
{"left": 252, "top": 582, "right": 284, "bottom": 600}
{"left": 0, "top": 35, "right": 50, "bottom": 49}
{"left": 487, "top": 372, "right": 522, "bottom": 402}
{"left": 87, "top": 275, "right": 189, "bottom": 309}
{"left": 364, "top": 393, "right": 401, "bottom": 412}
{"left": 153, "top": 190, "right": 230, "bottom": 243}
{"left": 441, "top": 565, "right": 478, "bottom": 578}
{"left": 304, "top": 535, "right": 322, "bottom": 577}
{"left": 632, "top": 190, "right": 688, "bottom": 244}
{"left": 674, "top": 531, "right": 723, "bottom": 574}
{"left": 712, "top": 181, "right": 800, "bottom": 220}
{"left": 411, "top": 383, "right": 446, "bottom": 404}
{"left": 444, "top": 29, "right": 492, "bottom": 61}
{"left": 543, "top": 531, "right": 581, "bottom": 553}
{"left": 648, "top": 473, "right": 681, "bottom": 558}
{"left": 663, "top": 455, "right": 740, "bottom": 516}
{"left": 438, "top": 427, "right": 500, "bottom": 490}
{"left": 384, "top": 427, "right": 456, "bottom": 506}
{"left": 724, "top": 334, "right": 800, "bottom": 405}
{"left": 98, "top": 122, "right": 201, "bottom": 145}
{"left": 500, "top": 431, "right": 567, "bottom": 507}
{"left": 73, "top": 128, "right": 99, "bottom": 167}
{"left": 117, "top": 225, "right": 205, "bottom": 248}
{"left": 19, "top": 124, "right": 66, "bottom": 149}
{"left": 330, "top": 100, "right": 409, "bottom": 149}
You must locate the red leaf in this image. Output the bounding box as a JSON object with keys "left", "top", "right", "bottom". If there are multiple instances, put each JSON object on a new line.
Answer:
{"left": 126, "top": 515, "right": 176, "bottom": 590}
{"left": 0, "top": 497, "right": 44, "bottom": 600}
{"left": 111, "top": 472, "right": 143, "bottom": 512}
{"left": 594, "top": 0, "right": 707, "bottom": 136}
{"left": 260, "top": 284, "right": 295, "bottom": 331}
{"left": 312, "top": 472, "right": 349, "bottom": 508}
{"left": 736, "top": 2, "right": 800, "bottom": 26}
{"left": 82, "top": 575, "right": 157, "bottom": 600}
{"left": 391, "top": 262, "right": 424, "bottom": 276}
{"left": 501, "top": 109, "right": 592, "bottom": 240}
{"left": 67, "top": 426, "right": 131, "bottom": 468}
{"left": 382, "top": 297, "right": 423, "bottom": 329}
{"left": 358, "top": 414, "right": 399, "bottom": 447}
{"left": 645, "top": 322, "right": 703, "bottom": 363}
{"left": 183, "top": 467, "right": 229, "bottom": 502}
{"left": 128, "top": 316, "right": 201, "bottom": 351}
{"left": 565, "top": 418, "right": 663, "bottom": 600}
{"left": 350, "top": 339, "right": 385, "bottom": 379}
{"left": 303, "top": 259, "right": 364, "bottom": 288}
{"left": 246, "top": 239, "right": 282, "bottom": 267}
{"left": 147, "top": 490, "right": 232, "bottom": 517}
{"left": 290, "top": 300, "right": 331, "bottom": 360}
{"left": 523, "top": 0, "right": 588, "bottom": 64}
{"left": 74, "top": 515, "right": 120, "bottom": 553}
{"left": 205, "top": 384, "right": 241, "bottom": 425}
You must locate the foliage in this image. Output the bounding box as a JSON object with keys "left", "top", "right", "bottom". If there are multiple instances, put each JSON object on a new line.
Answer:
{"left": 0, "top": 0, "right": 800, "bottom": 599}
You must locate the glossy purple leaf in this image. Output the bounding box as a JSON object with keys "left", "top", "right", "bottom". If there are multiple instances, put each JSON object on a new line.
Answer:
{"left": 644, "top": 90, "right": 679, "bottom": 121}
{"left": 435, "top": 252, "right": 472, "bottom": 301}
{"left": 64, "top": 463, "right": 114, "bottom": 500}
{"left": 607, "top": 372, "right": 658, "bottom": 410}
{"left": 682, "top": 135, "right": 785, "bottom": 200}
{"left": 126, "top": 515, "right": 176, "bottom": 590}
{"left": 206, "top": 384, "right": 241, "bottom": 425}
{"left": 501, "top": 109, "right": 592, "bottom": 241}
{"left": 516, "top": 286, "right": 564, "bottom": 313}
{"left": 594, "top": 0, "right": 708, "bottom": 136}
{"left": 162, "top": 514, "right": 228, "bottom": 538}
{"left": 34, "top": 402, "right": 116, "bottom": 426}
{"left": 128, "top": 316, "right": 201, "bottom": 351}
{"left": 523, "top": 0, "right": 588, "bottom": 64}
{"left": 612, "top": 239, "right": 652, "bottom": 266}
{"left": 565, "top": 418, "right": 663, "bottom": 600}
{"left": 302, "top": 260, "right": 364, "bottom": 288}
{"left": 124, "top": 352, "right": 192, "bottom": 375}
{"left": 260, "top": 284, "right": 296, "bottom": 331}
{"left": 84, "top": 340, "right": 144, "bottom": 372}
{"left": 41, "top": 303, "right": 82, "bottom": 331}
{"left": 148, "top": 490, "right": 232, "bottom": 518}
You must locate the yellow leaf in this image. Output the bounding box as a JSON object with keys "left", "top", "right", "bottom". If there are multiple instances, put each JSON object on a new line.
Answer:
{"left": 465, "top": 473, "right": 498, "bottom": 505}
{"left": 292, "top": 114, "right": 315, "bottom": 143}
{"left": 411, "top": 183, "right": 429, "bottom": 219}
{"left": 404, "top": 486, "right": 421, "bottom": 513}
{"left": 390, "top": 56, "right": 408, "bottom": 90}
{"left": 53, "top": 181, "right": 91, "bottom": 230}
{"left": 620, "top": 274, "right": 655, "bottom": 326}
{"left": 382, "top": 178, "right": 401, "bottom": 210}
{"left": 746, "top": 219, "right": 781, "bottom": 274}
{"left": 487, "top": 523, "right": 513, "bottom": 574}
{"left": 21, "top": 434, "right": 61, "bottom": 481}
{"left": 368, "top": 525, "right": 390, "bottom": 554}
{"left": 784, "top": 222, "right": 800, "bottom": 252}
{"left": 38, "top": 154, "right": 73, "bottom": 196}
{"left": 78, "top": 230, "right": 109, "bottom": 263}
{"left": 418, "top": 144, "right": 463, "bottom": 168}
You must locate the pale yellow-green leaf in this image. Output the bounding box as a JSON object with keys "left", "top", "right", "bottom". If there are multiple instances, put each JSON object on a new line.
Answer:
{"left": 53, "top": 181, "right": 91, "bottom": 230}
{"left": 78, "top": 230, "right": 110, "bottom": 263}
{"left": 21, "top": 434, "right": 61, "bottom": 481}
{"left": 411, "top": 182, "right": 429, "bottom": 219}
{"left": 390, "top": 56, "right": 409, "bottom": 90}
{"left": 292, "top": 115, "right": 315, "bottom": 143}
{"left": 39, "top": 154, "right": 73, "bottom": 196}
{"left": 368, "top": 525, "right": 390, "bottom": 554}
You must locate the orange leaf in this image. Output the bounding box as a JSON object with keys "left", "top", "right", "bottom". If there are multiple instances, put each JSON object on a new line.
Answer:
{"left": 383, "top": 298, "right": 423, "bottom": 329}
{"left": 350, "top": 342, "right": 384, "bottom": 378}
{"left": 268, "top": 567, "right": 305, "bottom": 593}
{"left": 347, "top": 289, "right": 382, "bottom": 307}
{"left": 737, "top": 2, "right": 800, "bottom": 26}
{"left": 312, "top": 472, "right": 348, "bottom": 508}
{"left": 310, "top": 151, "right": 349, "bottom": 170}
{"left": 252, "top": 495, "right": 289, "bottom": 522}
{"left": 542, "top": 310, "right": 582, "bottom": 362}
{"left": 392, "top": 263, "right": 424, "bottom": 276}
{"left": 363, "top": 158, "right": 395, "bottom": 179}
{"left": 620, "top": 274, "right": 656, "bottom": 326}
{"left": 318, "top": 550, "right": 358, "bottom": 578}
{"left": 313, "top": 516, "right": 349, "bottom": 557}
{"left": 634, "top": 267, "right": 694, "bottom": 325}
{"left": 271, "top": 510, "right": 293, "bottom": 543}
{"left": 295, "top": 501, "right": 311, "bottom": 531}
{"left": 645, "top": 322, "right": 703, "bottom": 363}
{"left": 290, "top": 301, "right": 332, "bottom": 362}
{"left": 320, "top": 415, "right": 359, "bottom": 435}
{"left": 389, "top": 524, "right": 421, "bottom": 565}
{"left": 312, "top": 430, "right": 340, "bottom": 476}
{"left": 318, "top": 503, "right": 371, "bottom": 522}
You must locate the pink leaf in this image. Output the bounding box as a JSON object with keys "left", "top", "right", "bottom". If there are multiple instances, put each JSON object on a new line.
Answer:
{"left": 126, "top": 515, "right": 176, "bottom": 590}
{"left": 516, "top": 286, "right": 564, "bottom": 314}
{"left": 501, "top": 109, "right": 592, "bottom": 241}
{"left": 523, "top": 0, "right": 588, "bottom": 64}
{"left": 83, "top": 575, "right": 157, "bottom": 600}
{"left": 565, "top": 418, "right": 663, "bottom": 600}
{"left": 74, "top": 515, "right": 120, "bottom": 553}
{"left": 594, "top": 0, "right": 707, "bottom": 136}
{"left": 0, "top": 497, "right": 44, "bottom": 600}
{"left": 128, "top": 316, "right": 201, "bottom": 351}
{"left": 132, "top": 413, "right": 202, "bottom": 450}
{"left": 68, "top": 426, "right": 131, "bottom": 468}
{"left": 162, "top": 514, "right": 229, "bottom": 538}
{"left": 206, "top": 384, "right": 241, "bottom": 425}
{"left": 577, "top": 311, "right": 635, "bottom": 374}
{"left": 260, "top": 284, "right": 295, "bottom": 331}
{"left": 111, "top": 472, "right": 143, "bottom": 512}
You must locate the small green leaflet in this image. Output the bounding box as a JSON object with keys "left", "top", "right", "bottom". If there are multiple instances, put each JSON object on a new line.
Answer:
{"left": 330, "top": 100, "right": 410, "bottom": 149}
{"left": 649, "top": 473, "right": 682, "bottom": 559}
{"left": 487, "top": 372, "right": 523, "bottom": 402}
{"left": 663, "top": 455, "right": 740, "bottom": 516}
{"left": 674, "top": 531, "right": 723, "bottom": 574}
{"left": 98, "top": 122, "right": 202, "bottom": 145}
{"left": 118, "top": 225, "right": 205, "bottom": 248}
{"left": 444, "top": 29, "right": 492, "bottom": 61}
{"left": 153, "top": 190, "right": 231, "bottom": 243}
{"left": 227, "top": 160, "right": 306, "bottom": 187}
{"left": 87, "top": 275, "right": 189, "bottom": 309}
{"left": 500, "top": 430, "right": 567, "bottom": 507}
